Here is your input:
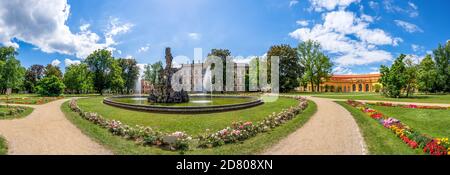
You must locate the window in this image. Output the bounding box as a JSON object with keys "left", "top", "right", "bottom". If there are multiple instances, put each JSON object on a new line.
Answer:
{"left": 359, "top": 84, "right": 362, "bottom": 92}
{"left": 352, "top": 84, "right": 356, "bottom": 92}
{"left": 365, "top": 84, "right": 369, "bottom": 92}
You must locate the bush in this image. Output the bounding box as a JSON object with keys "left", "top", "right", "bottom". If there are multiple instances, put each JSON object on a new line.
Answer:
{"left": 36, "top": 75, "right": 65, "bottom": 96}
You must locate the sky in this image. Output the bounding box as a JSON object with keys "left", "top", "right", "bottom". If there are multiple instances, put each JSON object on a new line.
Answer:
{"left": 0, "top": 0, "right": 449, "bottom": 74}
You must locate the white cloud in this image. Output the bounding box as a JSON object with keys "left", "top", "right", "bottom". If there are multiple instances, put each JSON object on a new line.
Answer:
{"left": 64, "top": 58, "right": 81, "bottom": 66}
{"left": 188, "top": 33, "right": 201, "bottom": 40}
{"left": 51, "top": 59, "right": 61, "bottom": 66}
{"left": 296, "top": 20, "right": 310, "bottom": 26}
{"left": 309, "top": 0, "right": 360, "bottom": 12}
{"left": 411, "top": 44, "right": 424, "bottom": 52}
{"left": 125, "top": 55, "right": 133, "bottom": 59}
{"left": 290, "top": 10, "right": 397, "bottom": 66}
{"left": 383, "top": 0, "right": 419, "bottom": 17}
{"left": 368, "top": 1, "right": 379, "bottom": 9}
{"left": 0, "top": 0, "right": 133, "bottom": 58}
{"left": 289, "top": 0, "right": 299, "bottom": 7}
{"left": 138, "top": 44, "right": 150, "bottom": 53}
{"left": 408, "top": 2, "right": 418, "bottom": 10}
{"left": 333, "top": 66, "right": 354, "bottom": 75}
{"left": 394, "top": 20, "right": 423, "bottom": 33}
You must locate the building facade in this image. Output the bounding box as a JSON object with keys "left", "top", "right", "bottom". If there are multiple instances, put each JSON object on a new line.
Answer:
{"left": 141, "top": 63, "right": 248, "bottom": 93}
{"left": 298, "top": 74, "right": 381, "bottom": 93}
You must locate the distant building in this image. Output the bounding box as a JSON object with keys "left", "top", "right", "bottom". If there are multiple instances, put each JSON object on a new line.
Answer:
{"left": 141, "top": 62, "right": 248, "bottom": 93}
{"left": 298, "top": 74, "right": 381, "bottom": 92}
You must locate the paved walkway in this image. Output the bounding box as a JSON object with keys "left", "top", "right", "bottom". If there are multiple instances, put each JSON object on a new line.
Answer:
{"left": 0, "top": 99, "right": 111, "bottom": 155}
{"left": 331, "top": 99, "right": 450, "bottom": 107}
{"left": 264, "top": 97, "right": 367, "bottom": 155}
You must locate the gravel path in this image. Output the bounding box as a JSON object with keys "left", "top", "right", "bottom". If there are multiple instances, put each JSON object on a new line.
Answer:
{"left": 264, "top": 97, "right": 367, "bottom": 155}
{"left": 0, "top": 99, "right": 111, "bottom": 155}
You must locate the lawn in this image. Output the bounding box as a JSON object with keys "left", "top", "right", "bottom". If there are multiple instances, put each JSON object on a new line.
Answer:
{"left": 370, "top": 105, "right": 450, "bottom": 138}
{"left": 313, "top": 94, "right": 450, "bottom": 104}
{"left": 337, "top": 101, "right": 423, "bottom": 155}
{"left": 0, "top": 105, "right": 34, "bottom": 120}
{"left": 76, "top": 96, "right": 299, "bottom": 135}
{"left": 62, "top": 98, "right": 317, "bottom": 155}
{"left": 0, "top": 136, "right": 6, "bottom": 155}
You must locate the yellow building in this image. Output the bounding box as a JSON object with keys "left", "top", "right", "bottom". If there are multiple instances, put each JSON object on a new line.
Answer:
{"left": 299, "top": 74, "right": 381, "bottom": 92}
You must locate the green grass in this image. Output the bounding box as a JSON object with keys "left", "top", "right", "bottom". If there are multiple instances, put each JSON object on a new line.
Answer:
{"left": 77, "top": 97, "right": 299, "bottom": 135}
{"left": 0, "top": 136, "right": 6, "bottom": 155}
{"left": 112, "top": 96, "right": 254, "bottom": 107}
{"left": 0, "top": 106, "right": 34, "bottom": 120}
{"left": 62, "top": 99, "right": 317, "bottom": 155}
{"left": 337, "top": 101, "right": 423, "bottom": 155}
{"left": 313, "top": 94, "right": 450, "bottom": 104}
{"left": 370, "top": 105, "right": 450, "bottom": 138}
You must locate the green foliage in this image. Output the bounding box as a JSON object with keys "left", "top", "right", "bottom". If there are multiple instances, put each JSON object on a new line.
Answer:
{"left": 417, "top": 55, "right": 437, "bottom": 93}
{"left": 143, "top": 61, "right": 163, "bottom": 85}
{"left": 0, "top": 46, "right": 25, "bottom": 94}
{"left": 297, "top": 40, "right": 333, "bottom": 92}
{"left": 208, "top": 49, "right": 231, "bottom": 90}
{"left": 403, "top": 57, "right": 418, "bottom": 97}
{"left": 267, "top": 44, "right": 302, "bottom": 92}
{"left": 44, "top": 64, "right": 63, "bottom": 79}
{"left": 118, "top": 58, "right": 139, "bottom": 94}
{"left": 23, "top": 64, "right": 45, "bottom": 93}
{"left": 380, "top": 54, "right": 407, "bottom": 98}
{"left": 64, "top": 63, "right": 93, "bottom": 94}
{"left": 36, "top": 75, "right": 65, "bottom": 96}
{"left": 432, "top": 41, "right": 450, "bottom": 92}
{"left": 373, "top": 83, "right": 382, "bottom": 93}
{"left": 85, "top": 49, "right": 124, "bottom": 95}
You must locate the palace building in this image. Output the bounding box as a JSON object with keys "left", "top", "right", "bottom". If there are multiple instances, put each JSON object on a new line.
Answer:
{"left": 298, "top": 74, "right": 381, "bottom": 93}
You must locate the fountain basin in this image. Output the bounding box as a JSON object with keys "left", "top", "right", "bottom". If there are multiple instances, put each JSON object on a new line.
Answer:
{"left": 103, "top": 95, "right": 263, "bottom": 113}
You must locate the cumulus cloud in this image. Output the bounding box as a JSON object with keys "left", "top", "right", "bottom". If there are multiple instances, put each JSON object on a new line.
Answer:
{"left": 290, "top": 10, "right": 398, "bottom": 66}
{"left": 64, "top": 58, "right": 81, "bottom": 66}
{"left": 309, "top": 0, "right": 360, "bottom": 12}
{"left": 394, "top": 20, "right": 423, "bottom": 33}
{"left": 0, "top": 0, "right": 133, "bottom": 58}
{"left": 51, "top": 59, "right": 61, "bottom": 66}
{"left": 188, "top": 33, "right": 201, "bottom": 40}
{"left": 296, "top": 20, "right": 310, "bottom": 26}
{"left": 289, "top": 0, "right": 299, "bottom": 7}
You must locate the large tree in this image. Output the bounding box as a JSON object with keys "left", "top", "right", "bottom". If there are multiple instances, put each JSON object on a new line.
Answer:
{"left": 118, "top": 58, "right": 139, "bottom": 94}
{"left": 433, "top": 41, "right": 450, "bottom": 92}
{"left": 0, "top": 46, "right": 25, "bottom": 94}
{"left": 297, "top": 40, "right": 332, "bottom": 92}
{"left": 44, "top": 64, "right": 63, "bottom": 79}
{"left": 85, "top": 49, "right": 124, "bottom": 95}
{"left": 63, "top": 63, "right": 92, "bottom": 94}
{"left": 417, "top": 55, "right": 437, "bottom": 93}
{"left": 267, "top": 44, "right": 302, "bottom": 92}
{"left": 379, "top": 54, "right": 407, "bottom": 98}
{"left": 36, "top": 75, "right": 65, "bottom": 96}
{"left": 404, "top": 57, "right": 418, "bottom": 97}
{"left": 23, "top": 64, "right": 45, "bottom": 93}
{"left": 143, "top": 61, "right": 163, "bottom": 85}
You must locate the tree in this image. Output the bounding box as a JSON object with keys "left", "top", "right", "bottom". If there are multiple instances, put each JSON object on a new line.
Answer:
{"left": 44, "top": 64, "right": 63, "bottom": 79}
{"left": 433, "top": 41, "right": 450, "bottom": 92}
{"left": 208, "top": 49, "right": 231, "bottom": 91}
{"left": 143, "top": 61, "right": 163, "bottom": 85}
{"left": 36, "top": 75, "right": 65, "bottom": 96}
{"left": 23, "top": 64, "right": 45, "bottom": 93}
{"left": 404, "top": 57, "right": 418, "bottom": 97}
{"left": 267, "top": 44, "right": 302, "bottom": 92}
{"left": 379, "top": 54, "right": 407, "bottom": 98}
{"left": 0, "top": 46, "right": 25, "bottom": 94}
{"left": 85, "top": 49, "right": 124, "bottom": 95}
{"left": 297, "top": 40, "right": 332, "bottom": 92}
{"left": 118, "top": 58, "right": 139, "bottom": 94}
{"left": 417, "top": 55, "right": 437, "bottom": 93}
{"left": 63, "top": 63, "right": 92, "bottom": 94}
{"left": 314, "top": 53, "right": 333, "bottom": 92}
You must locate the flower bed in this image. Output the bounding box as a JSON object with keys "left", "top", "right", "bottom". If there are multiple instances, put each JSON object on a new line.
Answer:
{"left": 198, "top": 97, "right": 308, "bottom": 148}
{"left": 0, "top": 105, "right": 27, "bottom": 117}
{"left": 0, "top": 96, "right": 64, "bottom": 105}
{"left": 69, "top": 96, "right": 309, "bottom": 151}
{"left": 69, "top": 99, "right": 191, "bottom": 151}
{"left": 347, "top": 100, "right": 449, "bottom": 155}
{"left": 366, "top": 102, "right": 449, "bottom": 110}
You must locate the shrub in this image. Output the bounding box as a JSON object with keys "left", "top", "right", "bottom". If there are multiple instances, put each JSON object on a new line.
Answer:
{"left": 36, "top": 75, "right": 65, "bottom": 96}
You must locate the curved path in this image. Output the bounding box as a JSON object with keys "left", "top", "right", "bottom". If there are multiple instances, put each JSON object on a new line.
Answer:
{"left": 264, "top": 97, "right": 367, "bottom": 155}
{"left": 0, "top": 99, "right": 111, "bottom": 155}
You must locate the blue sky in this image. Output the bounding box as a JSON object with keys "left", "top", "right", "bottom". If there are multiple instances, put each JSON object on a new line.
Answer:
{"left": 0, "top": 0, "right": 449, "bottom": 74}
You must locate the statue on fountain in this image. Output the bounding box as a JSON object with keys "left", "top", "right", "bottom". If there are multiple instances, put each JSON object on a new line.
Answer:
{"left": 148, "top": 47, "right": 189, "bottom": 103}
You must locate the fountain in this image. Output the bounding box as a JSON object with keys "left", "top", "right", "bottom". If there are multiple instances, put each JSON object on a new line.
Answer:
{"left": 147, "top": 47, "right": 189, "bottom": 103}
